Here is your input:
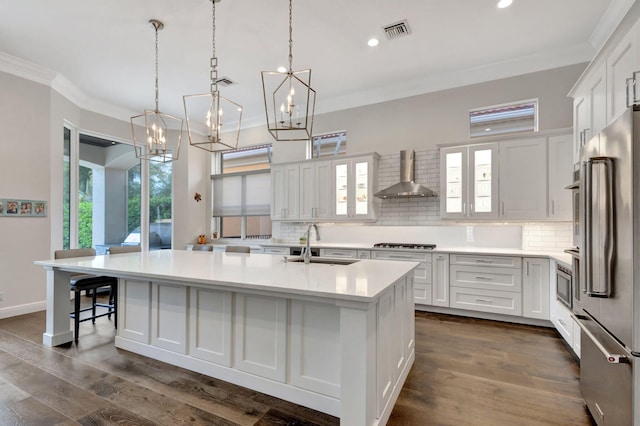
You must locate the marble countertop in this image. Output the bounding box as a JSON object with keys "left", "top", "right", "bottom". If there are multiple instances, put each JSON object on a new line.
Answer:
{"left": 35, "top": 250, "right": 417, "bottom": 303}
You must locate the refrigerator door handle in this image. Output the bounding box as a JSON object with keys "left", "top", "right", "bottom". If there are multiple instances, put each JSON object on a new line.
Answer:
{"left": 583, "top": 156, "right": 615, "bottom": 297}
{"left": 572, "top": 313, "right": 629, "bottom": 364}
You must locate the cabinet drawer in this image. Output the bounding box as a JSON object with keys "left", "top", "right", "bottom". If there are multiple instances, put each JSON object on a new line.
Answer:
{"left": 551, "top": 302, "right": 574, "bottom": 348}
{"left": 357, "top": 250, "right": 371, "bottom": 259}
{"left": 450, "top": 286, "right": 522, "bottom": 316}
{"left": 450, "top": 254, "right": 521, "bottom": 269}
{"left": 263, "top": 247, "right": 290, "bottom": 255}
{"left": 450, "top": 265, "right": 521, "bottom": 292}
{"left": 320, "top": 248, "right": 356, "bottom": 258}
{"left": 414, "top": 283, "right": 432, "bottom": 305}
{"left": 372, "top": 251, "right": 432, "bottom": 263}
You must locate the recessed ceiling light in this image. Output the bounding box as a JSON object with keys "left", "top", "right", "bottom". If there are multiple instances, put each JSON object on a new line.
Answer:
{"left": 484, "top": 128, "right": 492, "bottom": 132}
{"left": 497, "top": 0, "right": 513, "bottom": 8}
{"left": 277, "top": 66, "right": 287, "bottom": 73}
{"left": 367, "top": 38, "right": 379, "bottom": 47}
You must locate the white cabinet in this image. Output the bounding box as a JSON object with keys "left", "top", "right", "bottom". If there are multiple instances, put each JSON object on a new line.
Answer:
{"left": 441, "top": 144, "right": 498, "bottom": 219}
{"left": 372, "top": 250, "right": 432, "bottom": 305}
{"left": 332, "top": 154, "right": 378, "bottom": 221}
{"left": 607, "top": 21, "right": 639, "bottom": 123}
{"left": 522, "top": 258, "right": 550, "bottom": 320}
{"left": 299, "top": 160, "right": 332, "bottom": 221}
{"left": 449, "top": 254, "right": 522, "bottom": 316}
{"left": 547, "top": 134, "right": 573, "bottom": 220}
{"left": 432, "top": 253, "right": 449, "bottom": 307}
{"left": 319, "top": 248, "right": 357, "bottom": 258}
{"left": 498, "top": 138, "right": 547, "bottom": 219}
{"left": 271, "top": 163, "right": 300, "bottom": 220}
{"left": 572, "top": 61, "right": 607, "bottom": 163}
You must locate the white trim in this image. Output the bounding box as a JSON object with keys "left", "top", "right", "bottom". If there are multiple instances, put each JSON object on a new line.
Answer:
{"left": 589, "top": 0, "right": 636, "bottom": 51}
{"left": 0, "top": 301, "right": 46, "bottom": 320}
{"left": 0, "top": 51, "right": 55, "bottom": 86}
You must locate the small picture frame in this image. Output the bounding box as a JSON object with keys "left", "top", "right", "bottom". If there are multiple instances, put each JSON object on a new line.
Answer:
{"left": 0, "top": 199, "right": 47, "bottom": 217}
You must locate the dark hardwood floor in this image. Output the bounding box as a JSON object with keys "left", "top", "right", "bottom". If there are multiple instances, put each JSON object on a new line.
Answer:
{"left": 0, "top": 299, "right": 594, "bottom": 425}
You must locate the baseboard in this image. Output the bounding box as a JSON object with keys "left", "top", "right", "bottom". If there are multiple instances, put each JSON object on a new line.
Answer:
{"left": 415, "top": 304, "right": 553, "bottom": 328}
{"left": 0, "top": 301, "right": 46, "bottom": 319}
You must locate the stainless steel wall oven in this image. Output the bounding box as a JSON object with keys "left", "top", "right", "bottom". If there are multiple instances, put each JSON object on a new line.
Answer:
{"left": 556, "top": 262, "right": 572, "bottom": 309}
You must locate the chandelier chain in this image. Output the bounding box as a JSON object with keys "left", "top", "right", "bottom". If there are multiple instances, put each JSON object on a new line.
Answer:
{"left": 211, "top": 0, "right": 218, "bottom": 94}
{"left": 154, "top": 22, "right": 159, "bottom": 112}
{"left": 288, "top": 0, "right": 293, "bottom": 71}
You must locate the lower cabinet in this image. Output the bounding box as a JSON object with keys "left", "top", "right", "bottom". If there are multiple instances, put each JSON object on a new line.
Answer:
{"left": 372, "top": 250, "right": 432, "bottom": 305}
{"left": 522, "top": 258, "right": 550, "bottom": 319}
{"left": 449, "top": 254, "right": 523, "bottom": 316}
{"left": 432, "top": 253, "right": 449, "bottom": 307}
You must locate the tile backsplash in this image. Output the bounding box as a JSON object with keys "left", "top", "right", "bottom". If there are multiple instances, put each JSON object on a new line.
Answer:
{"left": 275, "top": 149, "right": 572, "bottom": 251}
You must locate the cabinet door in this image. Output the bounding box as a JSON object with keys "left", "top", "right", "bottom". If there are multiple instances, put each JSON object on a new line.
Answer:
{"left": 548, "top": 134, "right": 573, "bottom": 220}
{"left": 314, "top": 160, "right": 333, "bottom": 220}
{"left": 352, "top": 157, "right": 375, "bottom": 220}
{"left": 440, "top": 147, "right": 468, "bottom": 219}
{"left": 333, "top": 159, "right": 350, "bottom": 219}
{"left": 299, "top": 161, "right": 316, "bottom": 220}
{"left": 587, "top": 62, "right": 607, "bottom": 140}
{"left": 332, "top": 155, "right": 376, "bottom": 221}
{"left": 522, "top": 258, "right": 550, "bottom": 320}
{"left": 573, "top": 95, "right": 589, "bottom": 164}
{"left": 468, "top": 144, "right": 499, "bottom": 218}
{"left": 432, "top": 253, "right": 449, "bottom": 307}
{"left": 270, "top": 164, "right": 299, "bottom": 220}
{"left": 607, "top": 23, "right": 639, "bottom": 123}
{"left": 499, "top": 139, "right": 547, "bottom": 219}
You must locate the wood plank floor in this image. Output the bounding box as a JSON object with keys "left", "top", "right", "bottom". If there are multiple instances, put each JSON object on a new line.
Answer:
{"left": 0, "top": 301, "right": 595, "bottom": 425}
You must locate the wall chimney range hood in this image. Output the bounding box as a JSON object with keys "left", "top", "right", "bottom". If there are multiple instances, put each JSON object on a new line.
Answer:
{"left": 374, "top": 150, "right": 436, "bottom": 199}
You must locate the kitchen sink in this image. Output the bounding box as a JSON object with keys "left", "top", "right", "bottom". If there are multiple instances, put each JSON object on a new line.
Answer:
{"left": 286, "top": 257, "right": 360, "bottom": 265}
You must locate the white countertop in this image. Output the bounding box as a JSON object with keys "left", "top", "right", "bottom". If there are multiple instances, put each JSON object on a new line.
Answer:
{"left": 35, "top": 250, "right": 418, "bottom": 303}
{"left": 261, "top": 243, "right": 574, "bottom": 267}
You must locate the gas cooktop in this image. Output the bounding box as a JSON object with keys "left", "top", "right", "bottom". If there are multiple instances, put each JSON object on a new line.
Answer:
{"left": 373, "top": 243, "right": 436, "bottom": 250}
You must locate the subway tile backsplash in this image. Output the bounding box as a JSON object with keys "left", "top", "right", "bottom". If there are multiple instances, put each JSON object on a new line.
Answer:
{"left": 276, "top": 149, "right": 572, "bottom": 250}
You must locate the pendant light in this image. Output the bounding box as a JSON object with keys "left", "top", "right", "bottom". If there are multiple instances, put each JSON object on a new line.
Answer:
{"left": 130, "top": 19, "right": 183, "bottom": 162}
{"left": 261, "top": 0, "right": 316, "bottom": 141}
{"left": 184, "top": 0, "right": 243, "bottom": 152}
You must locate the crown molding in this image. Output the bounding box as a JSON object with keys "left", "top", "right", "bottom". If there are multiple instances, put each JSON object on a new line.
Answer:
{"left": 589, "top": 0, "right": 636, "bottom": 50}
{"left": 0, "top": 52, "right": 56, "bottom": 86}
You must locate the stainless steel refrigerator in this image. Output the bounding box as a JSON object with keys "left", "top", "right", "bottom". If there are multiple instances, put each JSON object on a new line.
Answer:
{"left": 573, "top": 106, "right": 640, "bottom": 425}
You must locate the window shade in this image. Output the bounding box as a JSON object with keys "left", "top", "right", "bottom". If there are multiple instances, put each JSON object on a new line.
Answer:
{"left": 212, "top": 169, "right": 270, "bottom": 217}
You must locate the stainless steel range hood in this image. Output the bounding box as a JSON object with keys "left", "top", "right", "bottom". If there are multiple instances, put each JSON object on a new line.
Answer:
{"left": 374, "top": 150, "right": 436, "bottom": 199}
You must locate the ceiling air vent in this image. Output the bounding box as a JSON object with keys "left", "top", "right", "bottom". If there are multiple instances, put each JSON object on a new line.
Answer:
{"left": 215, "top": 76, "right": 237, "bottom": 87}
{"left": 383, "top": 20, "right": 411, "bottom": 40}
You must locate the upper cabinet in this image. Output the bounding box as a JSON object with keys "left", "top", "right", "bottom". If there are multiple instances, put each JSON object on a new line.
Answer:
{"left": 271, "top": 163, "right": 300, "bottom": 220}
{"left": 607, "top": 21, "right": 639, "bottom": 123}
{"left": 332, "top": 154, "right": 378, "bottom": 221}
{"left": 271, "top": 153, "right": 378, "bottom": 222}
{"left": 441, "top": 144, "right": 498, "bottom": 219}
{"left": 499, "top": 138, "right": 547, "bottom": 219}
{"left": 570, "top": 11, "right": 640, "bottom": 163}
{"left": 440, "top": 134, "right": 572, "bottom": 221}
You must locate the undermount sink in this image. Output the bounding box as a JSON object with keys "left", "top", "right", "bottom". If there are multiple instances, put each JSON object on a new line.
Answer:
{"left": 286, "top": 257, "right": 360, "bottom": 265}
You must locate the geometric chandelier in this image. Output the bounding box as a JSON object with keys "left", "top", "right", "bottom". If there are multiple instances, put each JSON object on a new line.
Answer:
{"left": 184, "top": 0, "right": 243, "bottom": 152}
{"left": 130, "top": 19, "right": 183, "bottom": 163}
{"left": 261, "top": 0, "right": 316, "bottom": 141}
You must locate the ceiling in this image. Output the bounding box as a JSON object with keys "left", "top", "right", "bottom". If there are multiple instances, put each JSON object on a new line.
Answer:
{"left": 0, "top": 0, "right": 629, "bottom": 130}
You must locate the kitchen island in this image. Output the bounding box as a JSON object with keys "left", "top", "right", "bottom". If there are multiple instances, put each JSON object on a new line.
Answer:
{"left": 35, "top": 250, "right": 418, "bottom": 426}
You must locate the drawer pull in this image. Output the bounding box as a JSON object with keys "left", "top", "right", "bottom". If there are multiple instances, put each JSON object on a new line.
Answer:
{"left": 475, "top": 259, "right": 493, "bottom": 264}
{"left": 558, "top": 318, "right": 567, "bottom": 327}
{"left": 475, "top": 276, "right": 492, "bottom": 281}
{"left": 475, "top": 298, "right": 493, "bottom": 303}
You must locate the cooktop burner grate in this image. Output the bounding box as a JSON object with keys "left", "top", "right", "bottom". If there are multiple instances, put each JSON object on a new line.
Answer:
{"left": 373, "top": 243, "right": 436, "bottom": 250}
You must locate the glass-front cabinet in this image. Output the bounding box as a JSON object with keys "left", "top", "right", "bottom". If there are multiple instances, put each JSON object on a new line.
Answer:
{"left": 332, "top": 154, "right": 378, "bottom": 221}
{"left": 440, "top": 144, "right": 498, "bottom": 219}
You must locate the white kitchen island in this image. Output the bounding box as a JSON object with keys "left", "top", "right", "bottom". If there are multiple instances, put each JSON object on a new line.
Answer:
{"left": 35, "top": 250, "right": 417, "bottom": 425}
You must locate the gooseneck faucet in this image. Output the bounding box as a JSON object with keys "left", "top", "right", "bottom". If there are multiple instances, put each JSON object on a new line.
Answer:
{"left": 303, "top": 223, "right": 321, "bottom": 264}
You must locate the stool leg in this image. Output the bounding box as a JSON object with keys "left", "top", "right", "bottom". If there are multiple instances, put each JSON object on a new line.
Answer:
{"left": 74, "top": 289, "right": 81, "bottom": 342}
{"left": 91, "top": 288, "right": 97, "bottom": 324}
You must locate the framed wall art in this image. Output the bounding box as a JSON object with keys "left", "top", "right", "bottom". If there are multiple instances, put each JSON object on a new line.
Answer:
{"left": 0, "top": 199, "right": 47, "bottom": 217}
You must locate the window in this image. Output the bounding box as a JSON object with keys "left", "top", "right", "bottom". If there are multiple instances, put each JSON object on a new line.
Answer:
{"left": 309, "top": 131, "right": 347, "bottom": 158}
{"left": 469, "top": 99, "right": 538, "bottom": 138}
{"left": 63, "top": 128, "right": 71, "bottom": 249}
{"left": 213, "top": 144, "right": 272, "bottom": 239}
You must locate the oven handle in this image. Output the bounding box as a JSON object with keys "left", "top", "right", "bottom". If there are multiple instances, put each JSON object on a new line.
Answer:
{"left": 571, "top": 313, "right": 629, "bottom": 364}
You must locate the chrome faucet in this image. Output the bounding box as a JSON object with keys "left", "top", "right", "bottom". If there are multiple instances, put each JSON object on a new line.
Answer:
{"left": 303, "top": 223, "right": 321, "bottom": 264}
